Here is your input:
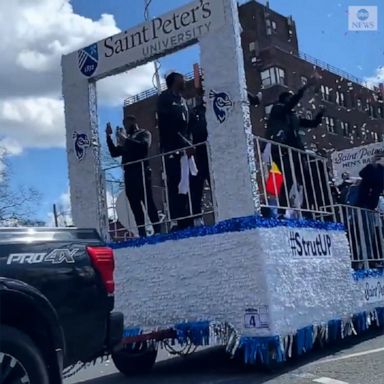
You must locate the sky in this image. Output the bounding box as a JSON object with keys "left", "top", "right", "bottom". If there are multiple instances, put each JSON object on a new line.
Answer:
{"left": 0, "top": 0, "right": 383, "bottom": 224}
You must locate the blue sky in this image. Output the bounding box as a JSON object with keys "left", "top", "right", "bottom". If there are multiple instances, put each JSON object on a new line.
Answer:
{"left": 6, "top": 0, "right": 383, "bottom": 223}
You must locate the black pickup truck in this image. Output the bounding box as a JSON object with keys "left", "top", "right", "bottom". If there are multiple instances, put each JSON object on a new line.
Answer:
{"left": 0, "top": 227, "right": 124, "bottom": 384}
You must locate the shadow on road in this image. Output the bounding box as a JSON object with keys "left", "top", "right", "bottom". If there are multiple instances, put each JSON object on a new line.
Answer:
{"left": 80, "top": 330, "right": 384, "bottom": 384}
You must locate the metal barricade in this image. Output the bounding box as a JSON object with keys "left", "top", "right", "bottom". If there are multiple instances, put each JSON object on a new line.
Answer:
{"left": 254, "top": 136, "right": 335, "bottom": 221}
{"left": 104, "top": 143, "right": 214, "bottom": 239}
{"left": 332, "top": 205, "right": 384, "bottom": 269}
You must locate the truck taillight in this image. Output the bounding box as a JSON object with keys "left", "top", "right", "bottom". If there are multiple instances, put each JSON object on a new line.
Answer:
{"left": 87, "top": 246, "right": 115, "bottom": 295}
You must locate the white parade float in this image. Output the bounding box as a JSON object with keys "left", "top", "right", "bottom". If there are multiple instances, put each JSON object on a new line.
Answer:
{"left": 62, "top": 0, "right": 384, "bottom": 371}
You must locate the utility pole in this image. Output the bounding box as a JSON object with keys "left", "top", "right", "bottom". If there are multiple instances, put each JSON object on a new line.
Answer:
{"left": 53, "top": 204, "right": 59, "bottom": 227}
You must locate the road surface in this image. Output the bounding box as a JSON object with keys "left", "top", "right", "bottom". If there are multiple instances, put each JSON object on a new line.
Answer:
{"left": 66, "top": 331, "right": 384, "bottom": 384}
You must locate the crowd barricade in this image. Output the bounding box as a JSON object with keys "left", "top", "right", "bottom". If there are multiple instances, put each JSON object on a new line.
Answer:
{"left": 332, "top": 204, "right": 384, "bottom": 268}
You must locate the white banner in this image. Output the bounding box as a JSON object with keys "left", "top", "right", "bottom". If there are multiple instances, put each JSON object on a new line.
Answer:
{"left": 363, "top": 277, "right": 384, "bottom": 304}
{"left": 331, "top": 142, "right": 384, "bottom": 184}
{"left": 65, "top": 0, "right": 226, "bottom": 81}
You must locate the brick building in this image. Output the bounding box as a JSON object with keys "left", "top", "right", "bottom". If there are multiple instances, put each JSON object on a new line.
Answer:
{"left": 121, "top": 0, "right": 384, "bottom": 209}
{"left": 239, "top": 1, "right": 383, "bottom": 152}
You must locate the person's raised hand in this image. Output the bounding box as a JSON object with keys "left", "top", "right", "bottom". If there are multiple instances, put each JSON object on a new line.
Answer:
{"left": 106, "top": 122, "right": 113, "bottom": 136}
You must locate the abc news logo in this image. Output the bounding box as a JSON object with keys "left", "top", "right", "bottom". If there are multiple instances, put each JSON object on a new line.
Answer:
{"left": 348, "top": 6, "right": 378, "bottom": 31}
{"left": 289, "top": 232, "right": 332, "bottom": 257}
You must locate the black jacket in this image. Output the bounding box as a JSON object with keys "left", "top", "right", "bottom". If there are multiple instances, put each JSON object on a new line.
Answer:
{"left": 157, "top": 89, "right": 191, "bottom": 153}
{"left": 189, "top": 104, "right": 207, "bottom": 145}
{"left": 357, "top": 163, "right": 384, "bottom": 210}
{"left": 266, "top": 86, "right": 323, "bottom": 151}
{"left": 106, "top": 129, "right": 151, "bottom": 173}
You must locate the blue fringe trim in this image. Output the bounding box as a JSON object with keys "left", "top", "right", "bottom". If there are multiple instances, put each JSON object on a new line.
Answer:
{"left": 328, "top": 319, "right": 342, "bottom": 343}
{"left": 352, "top": 268, "right": 384, "bottom": 281}
{"left": 296, "top": 325, "right": 314, "bottom": 355}
{"left": 175, "top": 321, "right": 210, "bottom": 346}
{"left": 123, "top": 306, "right": 383, "bottom": 366}
{"left": 109, "top": 215, "right": 344, "bottom": 249}
{"left": 123, "top": 327, "right": 141, "bottom": 337}
{"left": 239, "top": 335, "right": 283, "bottom": 365}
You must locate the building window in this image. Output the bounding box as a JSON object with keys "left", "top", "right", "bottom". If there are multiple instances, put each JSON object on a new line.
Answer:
{"left": 325, "top": 116, "right": 335, "bottom": 133}
{"left": 266, "top": 19, "right": 272, "bottom": 36}
{"left": 368, "top": 103, "right": 374, "bottom": 118}
{"left": 265, "top": 104, "right": 273, "bottom": 116}
{"left": 260, "top": 67, "right": 286, "bottom": 87}
{"left": 272, "top": 20, "right": 277, "bottom": 32}
{"left": 321, "top": 85, "right": 331, "bottom": 102}
{"left": 301, "top": 76, "right": 308, "bottom": 86}
{"left": 341, "top": 121, "right": 351, "bottom": 137}
{"left": 357, "top": 98, "right": 362, "bottom": 111}
{"left": 336, "top": 91, "right": 346, "bottom": 107}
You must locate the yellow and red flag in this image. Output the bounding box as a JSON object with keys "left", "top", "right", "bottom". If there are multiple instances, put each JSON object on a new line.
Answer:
{"left": 266, "top": 162, "right": 283, "bottom": 197}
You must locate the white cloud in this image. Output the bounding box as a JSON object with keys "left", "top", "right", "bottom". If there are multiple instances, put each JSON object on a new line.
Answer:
{"left": 0, "top": 138, "right": 23, "bottom": 182}
{"left": 365, "top": 66, "right": 384, "bottom": 87}
{"left": 0, "top": 138, "right": 23, "bottom": 157}
{"left": 0, "top": 0, "right": 154, "bottom": 151}
{"left": 97, "top": 64, "right": 155, "bottom": 107}
{"left": 46, "top": 189, "right": 116, "bottom": 227}
{"left": 46, "top": 190, "right": 73, "bottom": 227}
{"left": 0, "top": 98, "right": 66, "bottom": 148}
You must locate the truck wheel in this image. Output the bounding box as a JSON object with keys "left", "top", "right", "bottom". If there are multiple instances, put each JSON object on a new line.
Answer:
{"left": 0, "top": 325, "right": 49, "bottom": 384}
{"left": 112, "top": 343, "right": 157, "bottom": 376}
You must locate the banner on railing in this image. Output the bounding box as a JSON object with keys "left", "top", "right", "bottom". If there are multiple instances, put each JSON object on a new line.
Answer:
{"left": 331, "top": 142, "right": 384, "bottom": 184}
{"left": 363, "top": 277, "right": 384, "bottom": 304}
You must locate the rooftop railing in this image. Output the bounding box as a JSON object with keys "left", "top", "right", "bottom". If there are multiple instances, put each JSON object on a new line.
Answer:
{"left": 297, "top": 51, "right": 374, "bottom": 90}
{"left": 123, "top": 52, "right": 375, "bottom": 107}
{"left": 124, "top": 71, "right": 196, "bottom": 107}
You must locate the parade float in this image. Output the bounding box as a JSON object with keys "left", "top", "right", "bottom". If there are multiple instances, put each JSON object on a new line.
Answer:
{"left": 62, "top": 0, "right": 384, "bottom": 372}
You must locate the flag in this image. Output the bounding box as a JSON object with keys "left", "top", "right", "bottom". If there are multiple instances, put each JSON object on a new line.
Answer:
{"left": 266, "top": 162, "right": 283, "bottom": 197}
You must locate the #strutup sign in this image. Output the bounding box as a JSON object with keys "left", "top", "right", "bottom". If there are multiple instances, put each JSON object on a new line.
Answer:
{"left": 331, "top": 142, "right": 384, "bottom": 184}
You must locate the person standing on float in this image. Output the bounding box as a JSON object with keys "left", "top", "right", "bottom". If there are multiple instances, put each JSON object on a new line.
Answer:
{"left": 157, "top": 72, "right": 194, "bottom": 230}
{"left": 106, "top": 115, "right": 160, "bottom": 237}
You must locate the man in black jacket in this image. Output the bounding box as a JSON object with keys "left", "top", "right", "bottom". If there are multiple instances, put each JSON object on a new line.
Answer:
{"left": 356, "top": 153, "right": 384, "bottom": 262}
{"left": 357, "top": 153, "right": 384, "bottom": 210}
{"left": 157, "top": 72, "right": 194, "bottom": 230}
{"left": 106, "top": 115, "right": 160, "bottom": 237}
{"left": 266, "top": 75, "right": 325, "bottom": 214}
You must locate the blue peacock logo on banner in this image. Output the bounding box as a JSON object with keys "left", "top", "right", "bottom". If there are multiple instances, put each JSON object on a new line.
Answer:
{"left": 209, "top": 90, "right": 233, "bottom": 124}
{"left": 78, "top": 43, "right": 98, "bottom": 77}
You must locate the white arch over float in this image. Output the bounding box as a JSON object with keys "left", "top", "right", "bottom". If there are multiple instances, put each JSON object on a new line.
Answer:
{"left": 62, "top": 0, "right": 384, "bottom": 366}
{"left": 62, "top": 0, "right": 259, "bottom": 240}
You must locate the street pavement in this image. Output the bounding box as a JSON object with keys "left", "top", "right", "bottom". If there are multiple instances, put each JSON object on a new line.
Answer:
{"left": 66, "top": 331, "right": 384, "bottom": 384}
